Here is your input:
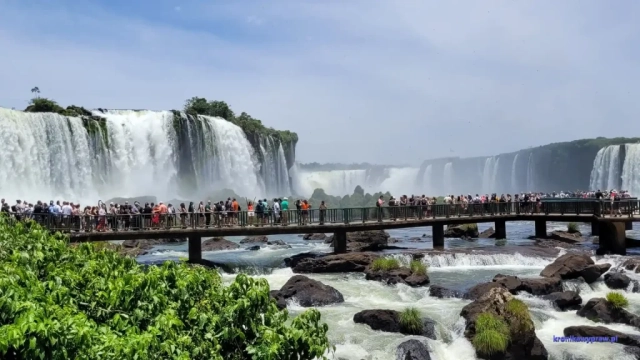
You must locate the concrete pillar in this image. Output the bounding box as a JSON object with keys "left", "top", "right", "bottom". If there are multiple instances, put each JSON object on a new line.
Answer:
{"left": 495, "top": 220, "right": 507, "bottom": 240}
{"left": 599, "top": 221, "right": 626, "bottom": 255}
{"left": 432, "top": 224, "right": 444, "bottom": 248}
{"left": 591, "top": 221, "right": 600, "bottom": 236}
{"left": 534, "top": 220, "right": 547, "bottom": 238}
{"left": 188, "top": 236, "right": 202, "bottom": 263}
{"left": 334, "top": 231, "right": 348, "bottom": 254}
{"left": 626, "top": 222, "right": 633, "bottom": 231}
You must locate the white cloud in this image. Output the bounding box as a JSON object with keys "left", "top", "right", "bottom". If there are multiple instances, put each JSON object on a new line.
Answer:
{"left": 0, "top": 0, "right": 638, "bottom": 164}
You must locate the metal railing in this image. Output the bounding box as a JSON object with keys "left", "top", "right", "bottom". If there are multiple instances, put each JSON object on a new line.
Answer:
{"left": 3, "top": 200, "right": 637, "bottom": 233}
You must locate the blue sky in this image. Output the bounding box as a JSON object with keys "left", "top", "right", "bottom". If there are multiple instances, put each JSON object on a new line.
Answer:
{"left": 1, "top": 0, "right": 639, "bottom": 164}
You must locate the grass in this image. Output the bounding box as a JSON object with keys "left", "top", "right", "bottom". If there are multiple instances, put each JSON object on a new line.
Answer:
{"left": 567, "top": 222, "right": 580, "bottom": 234}
{"left": 505, "top": 299, "right": 533, "bottom": 331}
{"left": 460, "top": 223, "right": 479, "bottom": 231}
{"left": 409, "top": 260, "right": 428, "bottom": 276}
{"left": 473, "top": 313, "right": 510, "bottom": 356}
{"left": 371, "top": 257, "right": 400, "bottom": 271}
{"left": 399, "top": 307, "right": 423, "bottom": 335}
{"left": 606, "top": 291, "right": 629, "bottom": 309}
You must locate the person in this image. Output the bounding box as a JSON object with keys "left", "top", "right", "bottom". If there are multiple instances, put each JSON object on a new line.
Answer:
{"left": 280, "top": 197, "right": 289, "bottom": 225}
{"left": 247, "top": 201, "right": 255, "bottom": 226}
{"left": 376, "top": 195, "right": 385, "bottom": 222}
{"left": 273, "top": 198, "right": 281, "bottom": 224}
{"left": 205, "top": 201, "right": 212, "bottom": 227}
{"left": 319, "top": 200, "right": 327, "bottom": 225}
{"left": 256, "top": 200, "right": 264, "bottom": 226}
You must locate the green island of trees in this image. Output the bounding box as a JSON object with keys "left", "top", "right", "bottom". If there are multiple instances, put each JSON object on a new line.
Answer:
{"left": 0, "top": 215, "right": 331, "bottom": 359}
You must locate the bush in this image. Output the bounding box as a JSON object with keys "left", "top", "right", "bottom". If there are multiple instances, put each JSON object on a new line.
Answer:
{"left": 473, "top": 313, "right": 510, "bottom": 356}
{"left": 475, "top": 313, "right": 509, "bottom": 335}
{"left": 567, "top": 222, "right": 579, "bottom": 234}
{"left": 606, "top": 291, "right": 629, "bottom": 309}
{"left": 371, "top": 257, "right": 400, "bottom": 271}
{"left": 399, "top": 308, "right": 422, "bottom": 335}
{"left": 409, "top": 260, "right": 428, "bottom": 276}
{"left": 0, "top": 215, "right": 331, "bottom": 359}
{"left": 505, "top": 299, "right": 532, "bottom": 331}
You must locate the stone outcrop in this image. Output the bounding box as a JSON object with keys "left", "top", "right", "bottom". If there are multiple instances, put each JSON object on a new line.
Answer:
{"left": 292, "top": 252, "right": 379, "bottom": 273}
{"left": 284, "top": 252, "right": 324, "bottom": 268}
{"left": 543, "top": 291, "right": 582, "bottom": 311}
{"left": 604, "top": 271, "right": 632, "bottom": 290}
{"left": 540, "top": 253, "right": 611, "bottom": 283}
{"left": 479, "top": 227, "right": 496, "bottom": 238}
{"left": 464, "top": 274, "right": 562, "bottom": 300}
{"left": 326, "top": 230, "right": 394, "bottom": 251}
{"left": 201, "top": 237, "right": 240, "bottom": 251}
{"left": 444, "top": 224, "right": 479, "bottom": 239}
{"left": 353, "top": 309, "right": 437, "bottom": 339}
{"left": 396, "top": 339, "right": 431, "bottom": 360}
{"left": 239, "top": 235, "right": 269, "bottom": 244}
{"left": 460, "top": 287, "right": 548, "bottom": 360}
{"left": 577, "top": 298, "right": 640, "bottom": 327}
{"left": 622, "top": 258, "right": 640, "bottom": 273}
{"left": 303, "top": 233, "right": 327, "bottom": 241}
{"left": 429, "top": 285, "right": 463, "bottom": 299}
{"left": 564, "top": 326, "right": 640, "bottom": 347}
{"left": 548, "top": 230, "right": 582, "bottom": 244}
{"left": 365, "top": 267, "right": 430, "bottom": 287}
{"left": 269, "top": 275, "right": 344, "bottom": 310}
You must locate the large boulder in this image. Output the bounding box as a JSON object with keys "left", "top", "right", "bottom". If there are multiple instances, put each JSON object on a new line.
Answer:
{"left": 548, "top": 230, "right": 583, "bottom": 244}
{"left": 365, "top": 267, "right": 430, "bottom": 287}
{"left": 429, "top": 285, "right": 463, "bottom": 299}
{"left": 292, "top": 252, "right": 379, "bottom": 273}
{"left": 269, "top": 275, "right": 344, "bottom": 310}
{"left": 353, "top": 309, "right": 437, "bottom": 339}
{"left": 444, "top": 224, "right": 479, "bottom": 239}
{"left": 479, "top": 227, "right": 496, "bottom": 238}
{"left": 396, "top": 339, "right": 431, "bottom": 360}
{"left": 604, "top": 272, "right": 631, "bottom": 290}
{"left": 201, "top": 237, "right": 240, "bottom": 251}
{"left": 493, "top": 274, "right": 563, "bottom": 296}
{"left": 563, "top": 326, "right": 640, "bottom": 347}
{"left": 540, "top": 253, "right": 610, "bottom": 283}
{"left": 284, "top": 252, "right": 325, "bottom": 268}
{"left": 326, "top": 230, "right": 393, "bottom": 251}
{"left": 460, "top": 287, "right": 548, "bottom": 360}
{"left": 303, "top": 233, "right": 327, "bottom": 241}
{"left": 622, "top": 258, "right": 640, "bottom": 273}
{"left": 543, "top": 291, "right": 582, "bottom": 311}
{"left": 577, "top": 298, "right": 640, "bottom": 327}
{"left": 240, "top": 235, "right": 269, "bottom": 244}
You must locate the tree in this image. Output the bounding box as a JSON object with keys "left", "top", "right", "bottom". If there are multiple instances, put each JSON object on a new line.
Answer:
{"left": 30, "top": 86, "right": 40, "bottom": 98}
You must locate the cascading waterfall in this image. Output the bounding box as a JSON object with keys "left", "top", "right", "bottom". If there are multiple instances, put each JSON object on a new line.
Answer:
{"left": 481, "top": 157, "right": 495, "bottom": 194}
{"left": 526, "top": 153, "right": 535, "bottom": 192}
{"left": 443, "top": 162, "right": 453, "bottom": 195}
{"left": 490, "top": 157, "right": 500, "bottom": 193}
{"left": 589, "top": 145, "right": 622, "bottom": 191}
{"left": 622, "top": 143, "right": 640, "bottom": 196}
{"left": 510, "top": 153, "right": 519, "bottom": 193}
{"left": 423, "top": 164, "right": 433, "bottom": 194}
{"left": 257, "top": 136, "right": 291, "bottom": 196}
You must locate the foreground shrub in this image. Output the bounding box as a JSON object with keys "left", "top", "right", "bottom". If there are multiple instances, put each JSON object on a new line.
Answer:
{"left": 0, "top": 216, "right": 331, "bottom": 359}
{"left": 473, "top": 313, "right": 509, "bottom": 356}
{"left": 505, "top": 298, "right": 533, "bottom": 331}
{"left": 606, "top": 291, "right": 629, "bottom": 309}
{"left": 399, "top": 308, "right": 422, "bottom": 334}
{"left": 371, "top": 257, "right": 400, "bottom": 271}
{"left": 409, "top": 260, "right": 428, "bottom": 276}
{"left": 567, "top": 222, "right": 579, "bottom": 234}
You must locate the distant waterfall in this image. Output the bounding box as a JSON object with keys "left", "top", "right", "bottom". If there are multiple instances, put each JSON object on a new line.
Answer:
{"left": 622, "top": 144, "right": 640, "bottom": 196}
{"left": 481, "top": 157, "right": 495, "bottom": 194}
{"left": 589, "top": 145, "right": 622, "bottom": 191}
{"left": 526, "top": 153, "right": 535, "bottom": 192}
{"left": 510, "top": 153, "right": 519, "bottom": 193}
{"left": 443, "top": 162, "right": 453, "bottom": 195}
{"left": 423, "top": 164, "right": 433, "bottom": 193}
{"left": 257, "top": 136, "right": 291, "bottom": 196}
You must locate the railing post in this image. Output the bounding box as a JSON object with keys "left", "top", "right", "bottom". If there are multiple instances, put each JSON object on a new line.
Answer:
{"left": 343, "top": 209, "right": 349, "bottom": 224}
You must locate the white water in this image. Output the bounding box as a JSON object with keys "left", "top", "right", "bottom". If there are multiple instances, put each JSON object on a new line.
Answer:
{"left": 481, "top": 157, "right": 495, "bottom": 194}
{"left": 423, "top": 165, "right": 433, "bottom": 194}
{"left": 443, "top": 162, "right": 453, "bottom": 195}
{"left": 622, "top": 143, "right": 640, "bottom": 196}
{"left": 511, "top": 153, "right": 519, "bottom": 193}
{"left": 257, "top": 136, "right": 291, "bottom": 196}
{"left": 379, "top": 167, "right": 421, "bottom": 196}
{"left": 526, "top": 152, "right": 535, "bottom": 192}
{"left": 590, "top": 145, "right": 622, "bottom": 191}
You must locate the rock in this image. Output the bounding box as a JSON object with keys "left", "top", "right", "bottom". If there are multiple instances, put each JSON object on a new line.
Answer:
{"left": 284, "top": 252, "right": 324, "bottom": 268}
{"left": 548, "top": 230, "right": 583, "bottom": 244}
{"left": 303, "top": 233, "right": 327, "bottom": 240}
{"left": 604, "top": 272, "right": 631, "bottom": 290}
{"left": 267, "top": 239, "right": 287, "bottom": 246}
{"left": 334, "top": 230, "right": 393, "bottom": 251}
{"left": 478, "top": 227, "right": 496, "bottom": 238}
{"left": 353, "top": 309, "right": 437, "bottom": 339}
{"left": 543, "top": 291, "right": 582, "bottom": 311}
{"left": 240, "top": 235, "right": 269, "bottom": 244}
{"left": 408, "top": 237, "right": 424, "bottom": 242}
{"left": 365, "top": 267, "right": 430, "bottom": 287}
{"left": 269, "top": 275, "right": 344, "bottom": 310}
{"left": 464, "top": 282, "right": 505, "bottom": 300}
{"left": 201, "top": 237, "right": 240, "bottom": 251}
{"left": 577, "top": 298, "right": 640, "bottom": 327}
{"left": 460, "top": 287, "right": 548, "bottom": 360}
{"left": 493, "top": 274, "right": 563, "bottom": 296}
{"left": 563, "top": 326, "right": 640, "bottom": 347}
{"left": 444, "top": 224, "right": 479, "bottom": 239}
{"left": 429, "top": 285, "right": 463, "bottom": 299}
{"left": 396, "top": 339, "right": 431, "bottom": 360}
{"left": 622, "top": 258, "right": 640, "bottom": 273}
{"left": 293, "top": 252, "right": 379, "bottom": 273}
{"left": 245, "top": 245, "right": 261, "bottom": 251}
{"left": 540, "top": 253, "right": 609, "bottom": 283}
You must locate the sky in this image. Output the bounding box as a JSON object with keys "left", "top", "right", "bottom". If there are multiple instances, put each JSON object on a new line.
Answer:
{"left": 1, "top": 0, "right": 639, "bottom": 165}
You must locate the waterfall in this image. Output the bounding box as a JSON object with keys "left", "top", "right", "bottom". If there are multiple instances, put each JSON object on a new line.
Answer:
{"left": 511, "top": 153, "right": 519, "bottom": 193}
{"left": 526, "top": 153, "right": 535, "bottom": 192}
{"left": 622, "top": 144, "right": 640, "bottom": 196}
{"left": 0, "top": 108, "right": 293, "bottom": 203}
{"left": 491, "top": 157, "right": 500, "bottom": 193}
{"left": 481, "top": 157, "right": 495, "bottom": 194}
{"left": 423, "top": 165, "right": 433, "bottom": 194}
{"left": 443, "top": 162, "right": 453, "bottom": 195}
{"left": 589, "top": 145, "right": 622, "bottom": 191}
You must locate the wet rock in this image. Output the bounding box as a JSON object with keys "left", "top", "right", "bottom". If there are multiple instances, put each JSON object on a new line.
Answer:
{"left": 353, "top": 309, "right": 437, "bottom": 339}
{"left": 493, "top": 274, "right": 563, "bottom": 296}
{"left": 540, "top": 253, "right": 609, "bottom": 283}
{"left": 267, "top": 239, "right": 287, "bottom": 246}
{"left": 245, "top": 245, "right": 261, "bottom": 251}
{"left": 460, "top": 287, "right": 548, "bottom": 360}
{"left": 240, "top": 235, "right": 269, "bottom": 244}
{"left": 365, "top": 267, "right": 430, "bottom": 287}
{"left": 408, "top": 237, "right": 424, "bottom": 242}
{"left": 201, "top": 237, "right": 240, "bottom": 251}
{"left": 303, "top": 233, "right": 327, "bottom": 240}
{"left": 269, "top": 275, "right": 344, "bottom": 310}
{"left": 577, "top": 298, "right": 640, "bottom": 327}
{"left": 604, "top": 272, "right": 631, "bottom": 290}
{"left": 444, "top": 224, "right": 479, "bottom": 239}
{"left": 396, "top": 339, "right": 431, "bottom": 360}
{"left": 429, "top": 285, "right": 463, "bottom": 299}
{"left": 292, "top": 252, "right": 379, "bottom": 273}
{"left": 478, "top": 227, "right": 496, "bottom": 238}
{"left": 622, "top": 258, "right": 640, "bottom": 273}
{"left": 564, "top": 326, "right": 640, "bottom": 347}
{"left": 284, "top": 252, "right": 324, "bottom": 268}
{"left": 543, "top": 291, "right": 582, "bottom": 311}
{"left": 548, "top": 230, "right": 583, "bottom": 244}
{"left": 464, "top": 282, "right": 505, "bottom": 300}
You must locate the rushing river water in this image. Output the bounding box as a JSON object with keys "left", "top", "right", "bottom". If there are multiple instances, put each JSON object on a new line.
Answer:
{"left": 136, "top": 221, "right": 640, "bottom": 360}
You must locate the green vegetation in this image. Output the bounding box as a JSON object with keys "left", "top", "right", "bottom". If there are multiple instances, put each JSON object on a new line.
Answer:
{"left": 505, "top": 299, "right": 533, "bottom": 332}
{"left": 0, "top": 215, "right": 331, "bottom": 359}
{"left": 24, "top": 97, "right": 94, "bottom": 118}
{"left": 409, "top": 260, "right": 428, "bottom": 276}
{"left": 567, "top": 222, "right": 579, "bottom": 234}
{"left": 606, "top": 291, "right": 629, "bottom": 309}
{"left": 370, "top": 257, "right": 400, "bottom": 271}
{"left": 460, "top": 224, "right": 478, "bottom": 232}
{"left": 399, "top": 308, "right": 423, "bottom": 335}
{"left": 473, "top": 313, "right": 510, "bottom": 356}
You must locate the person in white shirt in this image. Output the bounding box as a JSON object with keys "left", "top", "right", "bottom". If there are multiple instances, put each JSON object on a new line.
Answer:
{"left": 273, "top": 199, "right": 281, "bottom": 223}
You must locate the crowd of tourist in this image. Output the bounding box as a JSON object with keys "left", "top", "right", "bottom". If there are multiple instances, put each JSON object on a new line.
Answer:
{"left": 0, "top": 189, "right": 633, "bottom": 231}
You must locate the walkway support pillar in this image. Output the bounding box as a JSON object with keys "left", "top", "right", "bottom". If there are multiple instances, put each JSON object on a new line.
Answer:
{"left": 432, "top": 224, "right": 444, "bottom": 248}
{"left": 598, "top": 221, "right": 626, "bottom": 255}
{"left": 626, "top": 222, "right": 633, "bottom": 231}
{"left": 591, "top": 221, "right": 600, "bottom": 236}
{"left": 534, "top": 220, "right": 547, "bottom": 238}
{"left": 495, "top": 220, "right": 507, "bottom": 240}
{"left": 334, "top": 230, "right": 348, "bottom": 254}
{"left": 188, "top": 236, "right": 202, "bottom": 263}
